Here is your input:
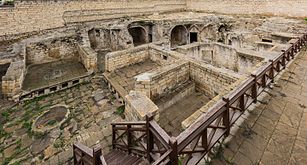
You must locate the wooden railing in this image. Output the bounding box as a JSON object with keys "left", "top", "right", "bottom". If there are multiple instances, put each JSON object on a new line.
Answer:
{"left": 111, "top": 115, "right": 173, "bottom": 164}
{"left": 172, "top": 33, "right": 307, "bottom": 164}
{"left": 73, "top": 143, "right": 102, "bottom": 165}
{"left": 73, "top": 33, "right": 307, "bottom": 165}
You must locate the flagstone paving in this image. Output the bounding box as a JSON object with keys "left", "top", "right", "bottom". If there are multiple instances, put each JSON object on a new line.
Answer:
{"left": 210, "top": 47, "right": 307, "bottom": 165}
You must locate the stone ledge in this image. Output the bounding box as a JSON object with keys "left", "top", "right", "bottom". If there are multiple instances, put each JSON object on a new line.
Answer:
{"left": 125, "top": 91, "right": 159, "bottom": 121}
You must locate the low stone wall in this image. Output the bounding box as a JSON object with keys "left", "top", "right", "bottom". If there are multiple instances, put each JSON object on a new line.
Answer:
{"left": 125, "top": 91, "right": 159, "bottom": 121}
{"left": 155, "top": 81, "right": 195, "bottom": 111}
{"left": 236, "top": 49, "right": 266, "bottom": 73}
{"left": 176, "top": 42, "right": 265, "bottom": 74}
{"left": 149, "top": 45, "right": 180, "bottom": 65}
{"left": 105, "top": 45, "right": 149, "bottom": 72}
{"left": 190, "top": 61, "right": 239, "bottom": 98}
{"left": 135, "top": 60, "right": 190, "bottom": 99}
{"left": 77, "top": 44, "right": 97, "bottom": 72}
{"left": 2, "top": 61, "right": 25, "bottom": 98}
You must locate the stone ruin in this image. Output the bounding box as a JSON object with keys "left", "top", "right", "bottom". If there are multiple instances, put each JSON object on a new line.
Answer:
{"left": 1, "top": 10, "right": 306, "bottom": 135}
{"left": 0, "top": 0, "right": 307, "bottom": 163}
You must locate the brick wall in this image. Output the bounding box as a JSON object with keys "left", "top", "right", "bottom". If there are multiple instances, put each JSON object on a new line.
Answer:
{"left": 186, "top": 0, "right": 307, "bottom": 18}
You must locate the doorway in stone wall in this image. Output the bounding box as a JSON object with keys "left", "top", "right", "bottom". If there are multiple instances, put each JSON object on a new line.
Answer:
{"left": 190, "top": 32, "right": 198, "bottom": 43}
{"left": 128, "top": 27, "right": 148, "bottom": 46}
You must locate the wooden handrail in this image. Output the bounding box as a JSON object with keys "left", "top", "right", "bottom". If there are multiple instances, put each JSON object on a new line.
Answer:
{"left": 152, "top": 149, "right": 172, "bottom": 165}
{"left": 111, "top": 121, "right": 146, "bottom": 125}
{"left": 149, "top": 121, "right": 171, "bottom": 148}
{"left": 176, "top": 100, "right": 226, "bottom": 152}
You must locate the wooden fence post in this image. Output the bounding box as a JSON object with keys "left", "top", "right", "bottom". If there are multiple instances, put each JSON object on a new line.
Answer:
{"left": 251, "top": 74, "right": 258, "bottom": 103}
{"left": 281, "top": 51, "right": 286, "bottom": 69}
{"left": 112, "top": 125, "right": 115, "bottom": 149}
{"left": 201, "top": 129, "right": 208, "bottom": 151}
{"left": 269, "top": 61, "right": 275, "bottom": 83}
{"left": 222, "top": 97, "right": 230, "bottom": 136}
{"left": 93, "top": 144, "right": 102, "bottom": 165}
{"left": 73, "top": 144, "right": 77, "bottom": 164}
{"left": 146, "top": 114, "right": 154, "bottom": 162}
{"left": 169, "top": 137, "right": 178, "bottom": 165}
{"left": 127, "top": 125, "right": 132, "bottom": 154}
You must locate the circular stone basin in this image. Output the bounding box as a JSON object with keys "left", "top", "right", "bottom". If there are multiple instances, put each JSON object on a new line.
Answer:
{"left": 32, "top": 105, "right": 70, "bottom": 133}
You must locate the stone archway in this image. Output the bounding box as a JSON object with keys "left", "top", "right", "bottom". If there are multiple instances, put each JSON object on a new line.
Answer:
{"left": 128, "top": 27, "right": 148, "bottom": 46}
{"left": 170, "top": 25, "right": 188, "bottom": 48}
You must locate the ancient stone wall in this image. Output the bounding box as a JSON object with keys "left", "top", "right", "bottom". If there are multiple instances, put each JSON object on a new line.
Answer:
{"left": 186, "top": 0, "right": 307, "bottom": 18}
{"left": 125, "top": 91, "right": 159, "bottom": 121}
{"left": 2, "top": 61, "right": 25, "bottom": 98}
{"left": 105, "top": 45, "right": 149, "bottom": 72}
{"left": 0, "top": 0, "right": 186, "bottom": 36}
{"left": 176, "top": 42, "right": 265, "bottom": 74}
{"left": 25, "top": 35, "right": 79, "bottom": 65}
{"left": 149, "top": 46, "right": 179, "bottom": 65}
{"left": 77, "top": 44, "right": 97, "bottom": 72}
{"left": 190, "top": 62, "right": 238, "bottom": 98}
{"left": 135, "top": 61, "right": 190, "bottom": 99}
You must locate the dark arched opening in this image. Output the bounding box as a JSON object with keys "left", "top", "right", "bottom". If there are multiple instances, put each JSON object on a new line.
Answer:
{"left": 170, "top": 25, "right": 188, "bottom": 48}
{"left": 128, "top": 27, "right": 147, "bottom": 46}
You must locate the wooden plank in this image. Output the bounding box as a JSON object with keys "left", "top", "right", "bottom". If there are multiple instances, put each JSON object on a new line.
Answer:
{"left": 152, "top": 149, "right": 172, "bottom": 165}
{"left": 149, "top": 121, "right": 171, "bottom": 146}
{"left": 73, "top": 143, "right": 94, "bottom": 157}
{"left": 111, "top": 121, "right": 146, "bottom": 125}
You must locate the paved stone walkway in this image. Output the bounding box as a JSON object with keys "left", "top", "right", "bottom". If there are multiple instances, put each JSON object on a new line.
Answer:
{"left": 210, "top": 47, "right": 307, "bottom": 165}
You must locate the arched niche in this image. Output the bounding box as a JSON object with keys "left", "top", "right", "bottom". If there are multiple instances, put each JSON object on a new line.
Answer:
{"left": 170, "top": 25, "right": 188, "bottom": 48}
{"left": 128, "top": 26, "right": 148, "bottom": 46}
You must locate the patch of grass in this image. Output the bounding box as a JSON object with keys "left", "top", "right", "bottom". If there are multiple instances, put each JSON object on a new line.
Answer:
{"left": 1, "top": 111, "right": 10, "bottom": 122}
{"left": 10, "top": 162, "right": 21, "bottom": 165}
{"left": 53, "top": 136, "right": 65, "bottom": 148}
{"left": 212, "top": 145, "right": 224, "bottom": 160}
{"left": 116, "top": 105, "right": 125, "bottom": 115}
{"left": 0, "top": 124, "right": 9, "bottom": 139}
{"left": 305, "top": 18, "right": 307, "bottom": 23}
{"left": 22, "top": 121, "right": 32, "bottom": 136}
{"left": 15, "top": 139, "right": 22, "bottom": 150}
